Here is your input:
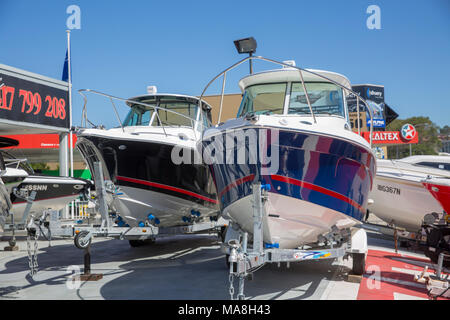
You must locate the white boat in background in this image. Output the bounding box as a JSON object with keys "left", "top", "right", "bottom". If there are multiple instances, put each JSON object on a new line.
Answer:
{"left": 368, "top": 157, "right": 450, "bottom": 233}
{"left": 200, "top": 57, "right": 377, "bottom": 249}
{"left": 398, "top": 154, "right": 450, "bottom": 171}
{"left": 76, "top": 91, "right": 220, "bottom": 230}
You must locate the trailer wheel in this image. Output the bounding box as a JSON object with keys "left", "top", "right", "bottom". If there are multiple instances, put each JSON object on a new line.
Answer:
{"left": 129, "top": 239, "right": 155, "bottom": 247}
{"left": 352, "top": 253, "right": 366, "bottom": 275}
{"left": 129, "top": 240, "right": 145, "bottom": 247}
{"left": 74, "top": 231, "right": 92, "bottom": 250}
{"left": 220, "top": 226, "right": 227, "bottom": 243}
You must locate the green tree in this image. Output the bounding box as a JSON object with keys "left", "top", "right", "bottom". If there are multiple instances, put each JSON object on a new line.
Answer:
{"left": 386, "top": 117, "right": 441, "bottom": 159}
{"left": 440, "top": 125, "right": 450, "bottom": 136}
{"left": 30, "top": 162, "right": 50, "bottom": 173}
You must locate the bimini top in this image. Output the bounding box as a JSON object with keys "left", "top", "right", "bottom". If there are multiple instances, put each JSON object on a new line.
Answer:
{"left": 126, "top": 94, "right": 212, "bottom": 111}
{"left": 238, "top": 68, "right": 351, "bottom": 92}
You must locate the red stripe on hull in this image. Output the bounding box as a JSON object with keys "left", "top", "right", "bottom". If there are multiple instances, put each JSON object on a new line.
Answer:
{"left": 116, "top": 176, "right": 218, "bottom": 204}
{"left": 218, "top": 174, "right": 255, "bottom": 198}
{"left": 270, "top": 174, "right": 364, "bottom": 212}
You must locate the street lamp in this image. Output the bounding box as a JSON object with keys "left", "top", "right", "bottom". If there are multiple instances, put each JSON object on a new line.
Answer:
{"left": 233, "top": 37, "right": 257, "bottom": 74}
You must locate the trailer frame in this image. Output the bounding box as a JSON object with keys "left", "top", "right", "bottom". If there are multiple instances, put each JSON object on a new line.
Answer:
{"left": 222, "top": 182, "right": 368, "bottom": 300}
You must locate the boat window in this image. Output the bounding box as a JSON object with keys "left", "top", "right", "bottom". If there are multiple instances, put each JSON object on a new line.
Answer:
{"left": 152, "top": 101, "right": 198, "bottom": 127}
{"left": 200, "top": 109, "right": 212, "bottom": 129}
{"left": 122, "top": 106, "right": 152, "bottom": 127}
{"left": 289, "top": 82, "right": 345, "bottom": 117}
{"left": 237, "top": 83, "right": 287, "bottom": 117}
{"left": 416, "top": 161, "right": 450, "bottom": 171}
{"left": 123, "top": 98, "right": 204, "bottom": 128}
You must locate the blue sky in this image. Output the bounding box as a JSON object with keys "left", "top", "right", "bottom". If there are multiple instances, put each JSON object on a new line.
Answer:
{"left": 0, "top": 0, "right": 449, "bottom": 128}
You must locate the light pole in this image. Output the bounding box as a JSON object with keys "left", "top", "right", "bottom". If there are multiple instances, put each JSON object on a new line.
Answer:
{"left": 233, "top": 37, "right": 257, "bottom": 74}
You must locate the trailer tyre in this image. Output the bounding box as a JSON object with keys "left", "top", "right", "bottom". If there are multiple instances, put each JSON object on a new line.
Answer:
{"left": 74, "top": 231, "right": 92, "bottom": 250}
{"left": 129, "top": 239, "right": 155, "bottom": 247}
{"left": 220, "top": 226, "right": 227, "bottom": 243}
{"left": 352, "top": 253, "right": 366, "bottom": 275}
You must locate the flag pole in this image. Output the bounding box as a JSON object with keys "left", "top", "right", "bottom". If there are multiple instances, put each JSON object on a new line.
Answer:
{"left": 67, "top": 30, "right": 75, "bottom": 220}
{"left": 66, "top": 30, "right": 74, "bottom": 178}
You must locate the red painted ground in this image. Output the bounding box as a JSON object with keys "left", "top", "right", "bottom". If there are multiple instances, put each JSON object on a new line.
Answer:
{"left": 357, "top": 249, "right": 449, "bottom": 300}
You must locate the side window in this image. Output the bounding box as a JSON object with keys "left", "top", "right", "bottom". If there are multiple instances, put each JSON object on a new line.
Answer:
{"left": 416, "top": 161, "right": 450, "bottom": 172}
{"left": 237, "top": 92, "right": 252, "bottom": 117}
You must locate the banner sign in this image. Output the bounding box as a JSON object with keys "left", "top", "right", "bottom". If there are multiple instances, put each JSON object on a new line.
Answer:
{"left": 361, "top": 124, "right": 419, "bottom": 145}
{"left": 350, "top": 84, "right": 386, "bottom": 128}
{"left": 0, "top": 64, "right": 69, "bottom": 130}
{"left": 2, "top": 134, "right": 77, "bottom": 149}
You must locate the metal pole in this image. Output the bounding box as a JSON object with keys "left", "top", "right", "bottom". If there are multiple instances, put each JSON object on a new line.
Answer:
{"left": 67, "top": 30, "right": 74, "bottom": 178}
{"left": 67, "top": 30, "right": 75, "bottom": 220}
{"left": 357, "top": 97, "right": 361, "bottom": 135}
{"left": 59, "top": 133, "right": 69, "bottom": 219}
{"left": 252, "top": 183, "right": 264, "bottom": 255}
{"left": 218, "top": 72, "right": 227, "bottom": 124}
{"left": 249, "top": 52, "right": 253, "bottom": 74}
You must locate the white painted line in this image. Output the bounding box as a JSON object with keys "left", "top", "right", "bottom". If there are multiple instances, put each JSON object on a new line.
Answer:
{"left": 363, "top": 275, "right": 427, "bottom": 289}
{"left": 394, "top": 292, "right": 427, "bottom": 300}
{"left": 391, "top": 267, "right": 423, "bottom": 276}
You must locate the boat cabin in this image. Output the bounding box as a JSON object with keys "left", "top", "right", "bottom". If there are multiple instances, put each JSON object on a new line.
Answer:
{"left": 236, "top": 68, "right": 352, "bottom": 123}
{"left": 123, "top": 94, "right": 212, "bottom": 130}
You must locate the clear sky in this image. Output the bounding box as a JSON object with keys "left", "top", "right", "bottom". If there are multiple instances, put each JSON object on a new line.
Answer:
{"left": 0, "top": 0, "right": 449, "bottom": 128}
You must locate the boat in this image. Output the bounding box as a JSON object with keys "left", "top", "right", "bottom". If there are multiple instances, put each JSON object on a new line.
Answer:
{"left": 422, "top": 176, "right": 450, "bottom": 213}
{"left": 0, "top": 137, "right": 92, "bottom": 229}
{"left": 199, "top": 57, "right": 377, "bottom": 249}
{"left": 76, "top": 91, "right": 220, "bottom": 229}
{"left": 399, "top": 154, "right": 450, "bottom": 171}
{"left": 368, "top": 157, "right": 450, "bottom": 233}
{"left": 420, "top": 176, "right": 450, "bottom": 266}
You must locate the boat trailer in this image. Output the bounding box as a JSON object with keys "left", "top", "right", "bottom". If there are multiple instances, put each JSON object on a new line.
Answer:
{"left": 222, "top": 182, "right": 368, "bottom": 300}
{"left": 70, "top": 161, "right": 227, "bottom": 279}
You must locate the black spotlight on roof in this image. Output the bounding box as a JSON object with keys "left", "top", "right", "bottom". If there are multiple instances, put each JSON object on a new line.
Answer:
{"left": 233, "top": 37, "right": 257, "bottom": 74}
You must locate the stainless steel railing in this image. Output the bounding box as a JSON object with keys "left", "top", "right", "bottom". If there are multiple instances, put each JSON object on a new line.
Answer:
{"left": 198, "top": 55, "right": 375, "bottom": 146}
{"left": 78, "top": 89, "right": 209, "bottom": 139}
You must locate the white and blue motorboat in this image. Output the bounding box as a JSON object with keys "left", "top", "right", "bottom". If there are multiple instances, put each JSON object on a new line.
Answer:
{"left": 200, "top": 57, "right": 377, "bottom": 249}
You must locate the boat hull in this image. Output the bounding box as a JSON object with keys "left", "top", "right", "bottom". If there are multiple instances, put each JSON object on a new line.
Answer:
{"left": 202, "top": 126, "right": 375, "bottom": 248}
{"left": 76, "top": 133, "right": 219, "bottom": 227}
{"left": 2, "top": 175, "right": 90, "bottom": 224}
{"left": 369, "top": 174, "right": 445, "bottom": 233}
{"left": 422, "top": 178, "right": 450, "bottom": 214}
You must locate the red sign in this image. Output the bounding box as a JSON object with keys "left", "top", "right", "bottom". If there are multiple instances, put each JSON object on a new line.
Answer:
{"left": 1, "top": 134, "right": 77, "bottom": 149}
{"left": 361, "top": 131, "right": 418, "bottom": 145}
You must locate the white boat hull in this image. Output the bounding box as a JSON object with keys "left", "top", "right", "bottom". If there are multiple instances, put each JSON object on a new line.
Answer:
{"left": 369, "top": 175, "right": 444, "bottom": 233}
{"left": 224, "top": 192, "right": 359, "bottom": 249}
{"left": 113, "top": 185, "right": 218, "bottom": 227}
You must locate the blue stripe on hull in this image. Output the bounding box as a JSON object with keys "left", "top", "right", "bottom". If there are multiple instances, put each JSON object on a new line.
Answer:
{"left": 204, "top": 127, "right": 375, "bottom": 221}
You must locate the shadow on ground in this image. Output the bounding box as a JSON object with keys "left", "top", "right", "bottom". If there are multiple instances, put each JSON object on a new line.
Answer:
{"left": 0, "top": 234, "right": 341, "bottom": 300}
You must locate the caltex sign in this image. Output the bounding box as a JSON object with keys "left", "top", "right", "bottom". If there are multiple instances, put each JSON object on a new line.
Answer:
{"left": 362, "top": 124, "right": 418, "bottom": 145}
{"left": 400, "top": 123, "right": 417, "bottom": 141}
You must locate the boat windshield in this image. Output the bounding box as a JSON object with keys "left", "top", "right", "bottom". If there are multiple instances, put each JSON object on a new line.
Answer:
{"left": 289, "top": 82, "right": 344, "bottom": 117}
{"left": 238, "top": 83, "right": 286, "bottom": 117}
{"left": 123, "top": 97, "right": 209, "bottom": 128}
{"left": 237, "top": 82, "right": 345, "bottom": 118}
